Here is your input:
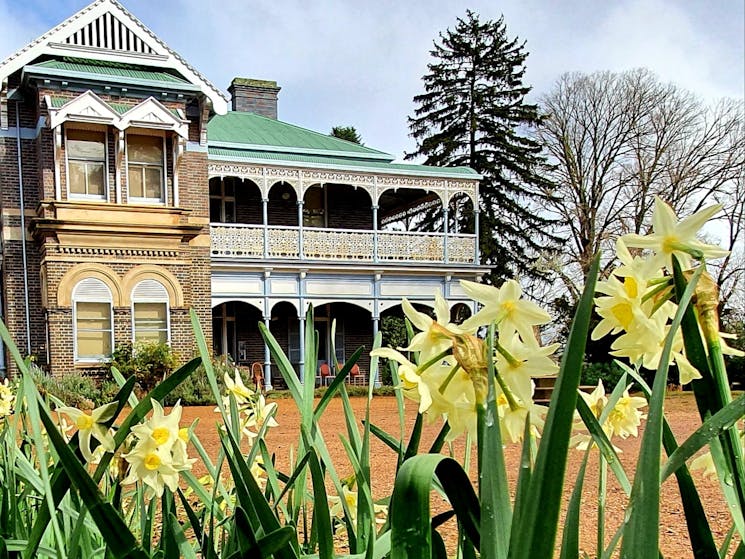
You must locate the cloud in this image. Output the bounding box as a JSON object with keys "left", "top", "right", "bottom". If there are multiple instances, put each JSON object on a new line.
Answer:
{"left": 1, "top": 0, "right": 742, "bottom": 159}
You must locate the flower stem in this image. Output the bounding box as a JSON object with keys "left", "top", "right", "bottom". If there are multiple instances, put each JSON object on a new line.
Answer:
{"left": 438, "top": 362, "right": 462, "bottom": 395}
{"left": 597, "top": 454, "right": 607, "bottom": 558}
{"left": 415, "top": 349, "right": 451, "bottom": 376}
{"left": 494, "top": 340, "right": 522, "bottom": 369}
{"left": 494, "top": 373, "right": 520, "bottom": 411}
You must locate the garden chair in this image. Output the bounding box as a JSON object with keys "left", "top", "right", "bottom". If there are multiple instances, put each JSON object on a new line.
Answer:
{"left": 319, "top": 362, "right": 332, "bottom": 386}
{"left": 251, "top": 362, "right": 264, "bottom": 393}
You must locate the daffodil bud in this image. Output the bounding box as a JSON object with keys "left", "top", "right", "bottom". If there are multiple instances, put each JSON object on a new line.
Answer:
{"left": 692, "top": 270, "right": 721, "bottom": 346}
{"left": 451, "top": 333, "right": 489, "bottom": 405}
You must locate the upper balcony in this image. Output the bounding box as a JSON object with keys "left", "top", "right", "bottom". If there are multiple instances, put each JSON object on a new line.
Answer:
{"left": 210, "top": 224, "right": 477, "bottom": 264}
{"left": 207, "top": 164, "right": 481, "bottom": 267}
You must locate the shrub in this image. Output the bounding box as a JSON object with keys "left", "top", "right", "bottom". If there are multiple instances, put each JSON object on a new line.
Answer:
{"left": 581, "top": 361, "right": 625, "bottom": 388}
{"left": 110, "top": 341, "right": 179, "bottom": 393}
{"left": 31, "top": 364, "right": 100, "bottom": 409}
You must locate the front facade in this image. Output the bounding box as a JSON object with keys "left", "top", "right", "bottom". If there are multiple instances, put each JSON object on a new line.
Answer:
{"left": 0, "top": 0, "right": 484, "bottom": 388}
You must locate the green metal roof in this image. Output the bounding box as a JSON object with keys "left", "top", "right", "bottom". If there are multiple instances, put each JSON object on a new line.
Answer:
{"left": 33, "top": 58, "right": 189, "bottom": 83}
{"left": 208, "top": 147, "right": 481, "bottom": 179}
{"left": 208, "top": 112, "right": 394, "bottom": 160}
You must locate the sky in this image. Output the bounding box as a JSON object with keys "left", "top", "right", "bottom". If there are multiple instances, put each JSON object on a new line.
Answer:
{"left": 0, "top": 0, "right": 743, "bottom": 161}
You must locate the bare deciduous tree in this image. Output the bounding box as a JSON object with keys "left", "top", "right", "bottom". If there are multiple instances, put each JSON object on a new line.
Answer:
{"left": 536, "top": 69, "right": 744, "bottom": 308}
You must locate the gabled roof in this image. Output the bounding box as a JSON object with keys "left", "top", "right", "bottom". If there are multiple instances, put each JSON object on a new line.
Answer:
{"left": 208, "top": 111, "right": 394, "bottom": 161}
{"left": 0, "top": 0, "right": 227, "bottom": 114}
{"left": 30, "top": 58, "right": 191, "bottom": 84}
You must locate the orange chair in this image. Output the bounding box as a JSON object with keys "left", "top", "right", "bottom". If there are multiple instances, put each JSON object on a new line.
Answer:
{"left": 319, "top": 362, "right": 332, "bottom": 386}
{"left": 349, "top": 364, "right": 366, "bottom": 386}
{"left": 251, "top": 362, "right": 264, "bottom": 393}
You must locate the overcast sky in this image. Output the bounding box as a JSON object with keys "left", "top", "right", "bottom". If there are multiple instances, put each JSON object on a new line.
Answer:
{"left": 0, "top": 0, "right": 743, "bottom": 160}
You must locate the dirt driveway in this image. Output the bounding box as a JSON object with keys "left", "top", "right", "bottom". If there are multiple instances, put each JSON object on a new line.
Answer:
{"left": 182, "top": 392, "right": 731, "bottom": 558}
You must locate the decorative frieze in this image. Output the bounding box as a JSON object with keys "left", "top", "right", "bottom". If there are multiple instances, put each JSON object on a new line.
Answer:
{"left": 58, "top": 246, "right": 180, "bottom": 258}
{"left": 207, "top": 162, "right": 479, "bottom": 206}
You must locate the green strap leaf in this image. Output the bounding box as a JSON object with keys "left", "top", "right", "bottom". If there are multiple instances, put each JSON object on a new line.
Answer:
{"left": 620, "top": 259, "right": 702, "bottom": 559}
{"left": 559, "top": 449, "right": 590, "bottom": 559}
{"left": 509, "top": 253, "right": 600, "bottom": 559}
{"left": 662, "top": 395, "right": 745, "bottom": 481}
{"left": 390, "top": 454, "right": 479, "bottom": 558}
{"left": 36, "top": 395, "right": 148, "bottom": 559}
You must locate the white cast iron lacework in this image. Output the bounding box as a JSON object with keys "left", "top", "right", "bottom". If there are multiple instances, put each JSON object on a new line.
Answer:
{"left": 209, "top": 225, "right": 476, "bottom": 264}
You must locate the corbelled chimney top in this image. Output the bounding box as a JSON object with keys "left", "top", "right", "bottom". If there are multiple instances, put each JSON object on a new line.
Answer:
{"left": 228, "top": 77, "right": 281, "bottom": 119}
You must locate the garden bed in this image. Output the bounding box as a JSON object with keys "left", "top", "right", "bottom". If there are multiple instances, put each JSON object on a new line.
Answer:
{"left": 181, "top": 391, "right": 732, "bottom": 558}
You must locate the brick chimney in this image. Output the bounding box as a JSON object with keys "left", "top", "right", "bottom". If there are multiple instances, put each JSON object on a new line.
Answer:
{"left": 228, "top": 78, "right": 281, "bottom": 119}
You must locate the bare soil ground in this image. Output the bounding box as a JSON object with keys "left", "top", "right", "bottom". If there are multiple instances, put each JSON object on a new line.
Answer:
{"left": 182, "top": 392, "right": 732, "bottom": 558}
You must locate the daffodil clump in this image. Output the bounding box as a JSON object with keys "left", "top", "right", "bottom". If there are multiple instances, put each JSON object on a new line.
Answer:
{"left": 372, "top": 279, "right": 558, "bottom": 443}
{"left": 592, "top": 196, "right": 743, "bottom": 384}
{"left": 572, "top": 380, "right": 647, "bottom": 451}
{"left": 328, "top": 477, "right": 388, "bottom": 535}
{"left": 220, "top": 368, "right": 279, "bottom": 445}
{"left": 121, "top": 400, "right": 195, "bottom": 497}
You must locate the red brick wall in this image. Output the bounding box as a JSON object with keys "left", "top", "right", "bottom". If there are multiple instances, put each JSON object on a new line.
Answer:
{"left": 1, "top": 82, "right": 212, "bottom": 377}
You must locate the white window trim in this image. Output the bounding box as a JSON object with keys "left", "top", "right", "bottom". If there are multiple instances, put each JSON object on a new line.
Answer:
{"left": 125, "top": 131, "right": 167, "bottom": 205}
{"left": 131, "top": 281, "right": 171, "bottom": 345}
{"left": 72, "top": 280, "right": 114, "bottom": 364}
{"left": 64, "top": 126, "right": 109, "bottom": 202}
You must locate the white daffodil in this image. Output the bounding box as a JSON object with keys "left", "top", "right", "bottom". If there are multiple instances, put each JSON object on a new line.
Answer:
{"left": 224, "top": 369, "right": 254, "bottom": 404}
{"left": 57, "top": 402, "right": 117, "bottom": 462}
{"left": 459, "top": 279, "right": 551, "bottom": 344}
{"left": 122, "top": 402, "right": 194, "bottom": 497}
{"left": 495, "top": 333, "right": 559, "bottom": 404}
{"left": 244, "top": 394, "right": 279, "bottom": 433}
{"left": 607, "top": 389, "right": 647, "bottom": 440}
{"left": 400, "top": 294, "right": 469, "bottom": 361}
{"left": 130, "top": 400, "right": 182, "bottom": 451}
{"left": 621, "top": 196, "right": 728, "bottom": 271}
{"left": 495, "top": 382, "right": 546, "bottom": 444}
{"left": 122, "top": 439, "right": 181, "bottom": 497}
{"left": 370, "top": 347, "right": 433, "bottom": 413}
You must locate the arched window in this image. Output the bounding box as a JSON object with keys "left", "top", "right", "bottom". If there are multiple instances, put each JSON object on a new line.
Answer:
{"left": 72, "top": 278, "right": 113, "bottom": 362}
{"left": 131, "top": 279, "right": 170, "bottom": 344}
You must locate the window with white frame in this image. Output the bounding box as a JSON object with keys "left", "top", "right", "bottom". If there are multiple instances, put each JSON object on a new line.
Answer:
{"left": 209, "top": 178, "right": 236, "bottom": 223}
{"left": 132, "top": 279, "right": 170, "bottom": 344}
{"left": 127, "top": 134, "right": 165, "bottom": 203}
{"left": 66, "top": 128, "right": 107, "bottom": 199}
{"left": 72, "top": 278, "right": 113, "bottom": 362}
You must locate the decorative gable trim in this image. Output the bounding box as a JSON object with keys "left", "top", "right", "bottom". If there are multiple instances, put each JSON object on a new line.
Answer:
{"left": 120, "top": 97, "right": 189, "bottom": 138}
{"left": 47, "top": 90, "right": 120, "bottom": 128}
{"left": 48, "top": 92, "right": 189, "bottom": 138}
{"left": 0, "top": 0, "right": 227, "bottom": 114}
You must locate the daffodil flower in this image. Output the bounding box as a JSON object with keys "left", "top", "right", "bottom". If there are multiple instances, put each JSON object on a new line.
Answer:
{"left": 459, "top": 279, "right": 551, "bottom": 344}
{"left": 621, "top": 196, "right": 728, "bottom": 271}
{"left": 495, "top": 384, "right": 546, "bottom": 444}
{"left": 495, "top": 333, "right": 559, "bottom": 404}
{"left": 224, "top": 369, "right": 254, "bottom": 404}
{"left": 122, "top": 440, "right": 181, "bottom": 497}
{"left": 607, "top": 389, "right": 647, "bottom": 439}
{"left": 57, "top": 402, "right": 117, "bottom": 462}
{"left": 130, "top": 400, "right": 182, "bottom": 451}
{"left": 122, "top": 401, "right": 194, "bottom": 497}
{"left": 399, "top": 294, "right": 469, "bottom": 360}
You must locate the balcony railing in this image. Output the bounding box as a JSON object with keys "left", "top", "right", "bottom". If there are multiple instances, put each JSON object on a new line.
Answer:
{"left": 210, "top": 224, "right": 477, "bottom": 264}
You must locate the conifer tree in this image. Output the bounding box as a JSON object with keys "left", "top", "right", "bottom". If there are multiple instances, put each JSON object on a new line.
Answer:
{"left": 407, "top": 10, "right": 556, "bottom": 282}
{"left": 331, "top": 125, "right": 363, "bottom": 145}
